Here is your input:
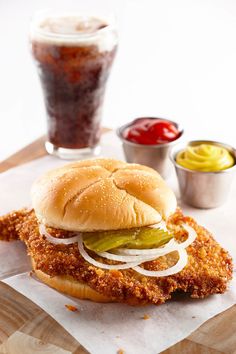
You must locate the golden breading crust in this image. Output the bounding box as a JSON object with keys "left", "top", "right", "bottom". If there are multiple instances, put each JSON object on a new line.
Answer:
{"left": 0, "top": 209, "right": 233, "bottom": 305}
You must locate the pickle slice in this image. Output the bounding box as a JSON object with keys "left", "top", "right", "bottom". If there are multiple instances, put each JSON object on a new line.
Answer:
{"left": 83, "top": 231, "right": 136, "bottom": 252}
{"left": 83, "top": 228, "right": 172, "bottom": 252}
{"left": 125, "top": 229, "right": 172, "bottom": 249}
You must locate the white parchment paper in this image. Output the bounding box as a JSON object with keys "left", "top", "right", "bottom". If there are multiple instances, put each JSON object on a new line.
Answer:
{"left": 0, "top": 132, "right": 235, "bottom": 354}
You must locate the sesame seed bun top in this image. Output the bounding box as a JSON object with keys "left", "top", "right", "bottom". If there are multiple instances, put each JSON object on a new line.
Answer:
{"left": 31, "top": 158, "right": 177, "bottom": 231}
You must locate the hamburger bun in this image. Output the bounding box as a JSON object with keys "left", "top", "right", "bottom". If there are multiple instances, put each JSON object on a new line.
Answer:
{"left": 31, "top": 260, "right": 112, "bottom": 302}
{"left": 31, "top": 158, "right": 176, "bottom": 231}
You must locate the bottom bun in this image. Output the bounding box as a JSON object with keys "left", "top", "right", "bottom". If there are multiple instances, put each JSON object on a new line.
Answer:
{"left": 32, "top": 261, "right": 113, "bottom": 303}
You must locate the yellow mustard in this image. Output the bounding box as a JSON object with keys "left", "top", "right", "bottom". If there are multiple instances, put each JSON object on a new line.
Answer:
{"left": 176, "top": 143, "right": 235, "bottom": 172}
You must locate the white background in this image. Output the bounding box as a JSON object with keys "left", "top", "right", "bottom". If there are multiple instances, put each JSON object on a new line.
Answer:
{"left": 1, "top": 0, "right": 236, "bottom": 160}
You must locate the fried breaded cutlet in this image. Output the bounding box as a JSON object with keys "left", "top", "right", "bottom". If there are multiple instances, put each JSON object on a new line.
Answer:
{"left": 0, "top": 208, "right": 232, "bottom": 305}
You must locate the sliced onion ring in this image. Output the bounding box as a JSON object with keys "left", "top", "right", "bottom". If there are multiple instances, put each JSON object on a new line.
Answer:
{"left": 77, "top": 238, "right": 141, "bottom": 270}
{"left": 39, "top": 222, "right": 196, "bottom": 277}
{"left": 115, "top": 238, "right": 176, "bottom": 256}
{"left": 95, "top": 250, "right": 158, "bottom": 263}
{"left": 149, "top": 220, "right": 167, "bottom": 231}
{"left": 39, "top": 224, "right": 80, "bottom": 245}
{"left": 174, "top": 224, "right": 197, "bottom": 250}
{"left": 133, "top": 248, "right": 188, "bottom": 277}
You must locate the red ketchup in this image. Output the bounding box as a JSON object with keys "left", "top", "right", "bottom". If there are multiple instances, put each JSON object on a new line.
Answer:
{"left": 123, "top": 118, "right": 180, "bottom": 145}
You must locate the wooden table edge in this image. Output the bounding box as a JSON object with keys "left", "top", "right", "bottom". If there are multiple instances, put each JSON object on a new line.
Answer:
{"left": 0, "top": 128, "right": 111, "bottom": 173}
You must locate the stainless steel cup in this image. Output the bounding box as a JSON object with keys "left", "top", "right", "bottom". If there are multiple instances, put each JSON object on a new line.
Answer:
{"left": 117, "top": 118, "right": 184, "bottom": 179}
{"left": 170, "top": 140, "right": 236, "bottom": 208}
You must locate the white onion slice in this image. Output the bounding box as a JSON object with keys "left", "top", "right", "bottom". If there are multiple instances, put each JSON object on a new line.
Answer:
{"left": 39, "top": 222, "right": 196, "bottom": 277}
{"left": 95, "top": 250, "right": 158, "bottom": 263}
{"left": 115, "top": 238, "right": 176, "bottom": 256}
{"left": 77, "top": 238, "right": 140, "bottom": 270}
{"left": 149, "top": 220, "right": 167, "bottom": 231}
{"left": 133, "top": 248, "right": 188, "bottom": 277}
{"left": 174, "top": 224, "right": 197, "bottom": 250}
{"left": 39, "top": 224, "right": 80, "bottom": 245}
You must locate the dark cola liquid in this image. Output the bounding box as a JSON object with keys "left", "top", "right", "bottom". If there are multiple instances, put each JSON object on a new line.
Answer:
{"left": 32, "top": 34, "right": 116, "bottom": 149}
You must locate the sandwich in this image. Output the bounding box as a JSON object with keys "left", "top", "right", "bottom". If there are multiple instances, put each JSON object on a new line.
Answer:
{"left": 0, "top": 158, "right": 233, "bottom": 305}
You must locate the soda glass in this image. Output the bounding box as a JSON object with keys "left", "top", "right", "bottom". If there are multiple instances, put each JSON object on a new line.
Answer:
{"left": 30, "top": 11, "right": 118, "bottom": 158}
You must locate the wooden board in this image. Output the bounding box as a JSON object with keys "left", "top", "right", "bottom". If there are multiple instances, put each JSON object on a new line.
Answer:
{"left": 0, "top": 134, "right": 235, "bottom": 354}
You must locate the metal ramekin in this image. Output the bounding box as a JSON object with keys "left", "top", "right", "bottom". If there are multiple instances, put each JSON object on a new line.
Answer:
{"left": 170, "top": 140, "right": 236, "bottom": 208}
{"left": 117, "top": 118, "right": 184, "bottom": 179}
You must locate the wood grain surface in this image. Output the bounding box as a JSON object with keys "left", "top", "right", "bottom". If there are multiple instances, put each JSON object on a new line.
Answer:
{"left": 0, "top": 133, "right": 235, "bottom": 354}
